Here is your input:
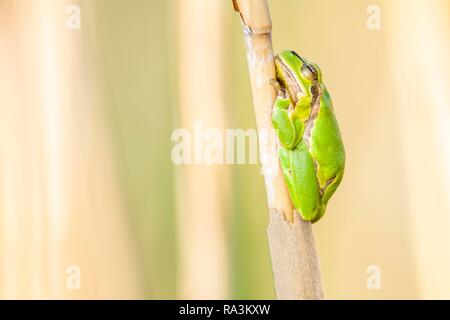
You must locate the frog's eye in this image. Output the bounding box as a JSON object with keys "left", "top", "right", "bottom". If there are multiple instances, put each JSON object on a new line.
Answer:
{"left": 301, "top": 63, "right": 318, "bottom": 81}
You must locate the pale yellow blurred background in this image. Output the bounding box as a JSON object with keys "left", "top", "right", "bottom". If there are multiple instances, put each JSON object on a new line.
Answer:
{"left": 0, "top": 0, "right": 449, "bottom": 299}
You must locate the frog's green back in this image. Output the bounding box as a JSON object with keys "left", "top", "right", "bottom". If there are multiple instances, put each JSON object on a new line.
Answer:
{"left": 272, "top": 50, "right": 345, "bottom": 223}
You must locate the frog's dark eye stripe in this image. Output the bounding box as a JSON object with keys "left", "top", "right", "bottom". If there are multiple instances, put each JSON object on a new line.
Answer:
{"left": 291, "top": 51, "right": 309, "bottom": 65}
{"left": 291, "top": 50, "right": 302, "bottom": 60}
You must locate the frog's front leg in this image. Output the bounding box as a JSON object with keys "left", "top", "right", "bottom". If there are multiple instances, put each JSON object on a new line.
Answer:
{"left": 271, "top": 96, "right": 302, "bottom": 150}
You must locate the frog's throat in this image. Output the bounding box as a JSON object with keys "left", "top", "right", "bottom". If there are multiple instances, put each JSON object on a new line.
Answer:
{"left": 274, "top": 56, "right": 303, "bottom": 105}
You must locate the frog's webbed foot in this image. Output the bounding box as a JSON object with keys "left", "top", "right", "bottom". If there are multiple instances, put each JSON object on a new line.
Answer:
{"left": 320, "top": 170, "right": 344, "bottom": 204}
{"left": 270, "top": 78, "right": 291, "bottom": 101}
{"left": 311, "top": 171, "right": 344, "bottom": 223}
{"left": 270, "top": 78, "right": 281, "bottom": 92}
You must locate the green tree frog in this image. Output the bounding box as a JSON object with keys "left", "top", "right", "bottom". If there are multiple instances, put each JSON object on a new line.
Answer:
{"left": 271, "top": 50, "right": 345, "bottom": 222}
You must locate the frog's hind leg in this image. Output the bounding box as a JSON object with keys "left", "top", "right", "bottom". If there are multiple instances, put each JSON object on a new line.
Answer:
{"left": 281, "top": 144, "right": 321, "bottom": 221}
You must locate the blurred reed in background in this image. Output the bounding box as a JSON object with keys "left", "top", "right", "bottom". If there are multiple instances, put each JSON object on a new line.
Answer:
{"left": 0, "top": 0, "right": 449, "bottom": 299}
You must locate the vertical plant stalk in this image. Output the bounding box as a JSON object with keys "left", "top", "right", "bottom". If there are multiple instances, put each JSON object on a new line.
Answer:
{"left": 0, "top": 0, "right": 140, "bottom": 298}
{"left": 176, "top": 0, "right": 229, "bottom": 299}
{"left": 233, "top": 0, "right": 324, "bottom": 299}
